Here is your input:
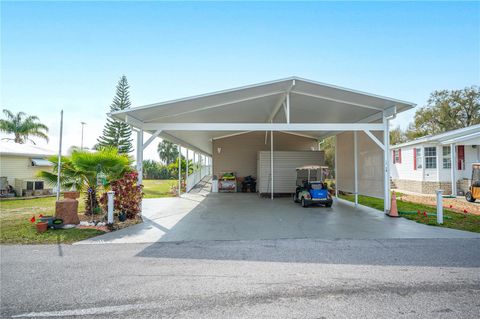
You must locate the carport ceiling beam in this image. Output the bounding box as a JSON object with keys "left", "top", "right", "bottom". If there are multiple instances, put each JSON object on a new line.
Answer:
{"left": 159, "top": 131, "right": 210, "bottom": 156}
{"left": 266, "top": 80, "right": 295, "bottom": 123}
{"left": 142, "top": 129, "right": 162, "bottom": 151}
{"left": 141, "top": 122, "right": 385, "bottom": 131}
{"left": 363, "top": 130, "right": 385, "bottom": 150}
{"left": 290, "top": 90, "right": 385, "bottom": 111}
{"left": 267, "top": 93, "right": 286, "bottom": 123}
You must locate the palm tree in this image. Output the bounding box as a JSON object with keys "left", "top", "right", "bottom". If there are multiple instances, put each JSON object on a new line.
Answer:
{"left": 157, "top": 140, "right": 179, "bottom": 164}
{"left": 39, "top": 147, "right": 132, "bottom": 214}
{"left": 0, "top": 109, "right": 49, "bottom": 144}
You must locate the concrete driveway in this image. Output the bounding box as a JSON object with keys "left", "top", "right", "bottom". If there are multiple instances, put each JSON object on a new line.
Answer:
{"left": 77, "top": 193, "right": 480, "bottom": 244}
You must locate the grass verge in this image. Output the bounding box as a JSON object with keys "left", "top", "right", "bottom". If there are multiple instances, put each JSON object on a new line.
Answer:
{"left": 0, "top": 180, "right": 177, "bottom": 244}
{"left": 339, "top": 193, "right": 480, "bottom": 233}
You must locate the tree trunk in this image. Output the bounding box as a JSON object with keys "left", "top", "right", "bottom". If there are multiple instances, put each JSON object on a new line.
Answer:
{"left": 84, "top": 189, "right": 99, "bottom": 215}
{"left": 14, "top": 134, "right": 22, "bottom": 144}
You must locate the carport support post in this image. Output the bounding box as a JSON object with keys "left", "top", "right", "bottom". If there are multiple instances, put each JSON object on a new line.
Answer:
{"left": 383, "top": 116, "right": 391, "bottom": 213}
{"left": 334, "top": 136, "right": 338, "bottom": 197}
{"left": 354, "top": 131, "right": 358, "bottom": 206}
{"left": 136, "top": 129, "right": 143, "bottom": 186}
{"left": 186, "top": 149, "right": 189, "bottom": 179}
{"left": 178, "top": 145, "right": 181, "bottom": 196}
{"left": 270, "top": 130, "right": 274, "bottom": 200}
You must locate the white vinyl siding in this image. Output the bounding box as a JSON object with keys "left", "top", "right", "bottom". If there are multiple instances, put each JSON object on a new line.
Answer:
{"left": 257, "top": 151, "right": 324, "bottom": 194}
{"left": 0, "top": 155, "right": 46, "bottom": 185}
{"left": 390, "top": 146, "right": 423, "bottom": 181}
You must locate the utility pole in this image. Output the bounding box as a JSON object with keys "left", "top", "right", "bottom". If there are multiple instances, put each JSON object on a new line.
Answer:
{"left": 57, "top": 110, "right": 64, "bottom": 200}
{"left": 80, "top": 122, "right": 86, "bottom": 150}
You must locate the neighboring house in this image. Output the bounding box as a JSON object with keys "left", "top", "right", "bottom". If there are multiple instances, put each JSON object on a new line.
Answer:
{"left": 0, "top": 141, "right": 55, "bottom": 197}
{"left": 390, "top": 124, "right": 480, "bottom": 195}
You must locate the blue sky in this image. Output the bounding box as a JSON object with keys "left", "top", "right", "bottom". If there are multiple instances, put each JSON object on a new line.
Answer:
{"left": 1, "top": 1, "right": 479, "bottom": 160}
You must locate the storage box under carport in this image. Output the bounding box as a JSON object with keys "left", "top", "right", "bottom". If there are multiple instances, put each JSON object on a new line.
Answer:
{"left": 257, "top": 151, "right": 325, "bottom": 195}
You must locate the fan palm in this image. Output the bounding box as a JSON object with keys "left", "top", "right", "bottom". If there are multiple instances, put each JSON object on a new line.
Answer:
{"left": 0, "top": 109, "right": 49, "bottom": 144}
{"left": 157, "top": 140, "right": 179, "bottom": 164}
{"left": 39, "top": 147, "right": 133, "bottom": 214}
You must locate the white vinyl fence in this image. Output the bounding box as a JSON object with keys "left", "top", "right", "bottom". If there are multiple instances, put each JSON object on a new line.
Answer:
{"left": 186, "top": 164, "right": 212, "bottom": 192}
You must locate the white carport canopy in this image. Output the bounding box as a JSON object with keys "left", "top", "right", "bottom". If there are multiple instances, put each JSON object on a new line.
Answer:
{"left": 110, "top": 77, "right": 415, "bottom": 212}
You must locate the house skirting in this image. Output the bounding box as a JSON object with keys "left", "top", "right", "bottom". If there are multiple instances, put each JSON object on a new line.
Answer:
{"left": 392, "top": 179, "right": 471, "bottom": 195}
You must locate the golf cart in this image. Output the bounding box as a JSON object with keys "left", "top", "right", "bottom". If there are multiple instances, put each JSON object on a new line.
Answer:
{"left": 293, "top": 165, "right": 333, "bottom": 208}
{"left": 465, "top": 163, "right": 480, "bottom": 202}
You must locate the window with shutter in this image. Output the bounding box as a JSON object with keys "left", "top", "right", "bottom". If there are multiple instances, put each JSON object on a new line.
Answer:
{"left": 415, "top": 148, "right": 422, "bottom": 169}
{"left": 457, "top": 145, "right": 465, "bottom": 170}
{"left": 393, "top": 149, "right": 401, "bottom": 164}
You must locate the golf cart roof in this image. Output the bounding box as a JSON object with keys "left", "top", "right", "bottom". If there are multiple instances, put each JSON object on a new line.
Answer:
{"left": 296, "top": 165, "right": 329, "bottom": 170}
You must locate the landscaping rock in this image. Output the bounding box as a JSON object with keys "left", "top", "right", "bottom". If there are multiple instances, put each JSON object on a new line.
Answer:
{"left": 55, "top": 199, "right": 80, "bottom": 225}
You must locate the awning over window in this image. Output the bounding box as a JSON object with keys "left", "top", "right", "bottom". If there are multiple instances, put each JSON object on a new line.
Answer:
{"left": 31, "top": 158, "right": 53, "bottom": 167}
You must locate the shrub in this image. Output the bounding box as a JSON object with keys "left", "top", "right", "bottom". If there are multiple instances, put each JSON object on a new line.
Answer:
{"left": 39, "top": 147, "right": 132, "bottom": 215}
{"left": 100, "top": 171, "right": 143, "bottom": 219}
{"left": 143, "top": 160, "right": 173, "bottom": 179}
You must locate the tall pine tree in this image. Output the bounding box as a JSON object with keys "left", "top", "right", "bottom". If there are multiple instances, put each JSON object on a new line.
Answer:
{"left": 97, "top": 75, "right": 133, "bottom": 153}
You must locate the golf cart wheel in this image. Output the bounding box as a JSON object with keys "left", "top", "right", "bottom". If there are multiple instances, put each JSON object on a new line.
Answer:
{"left": 466, "top": 191, "right": 476, "bottom": 203}
{"left": 293, "top": 193, "right": 298, "bottom": 203}
{"left": 301, "top": 197, "right": 308, "bottom": 208}
{"left": 325, "top": 203, "right": 332, "bottom": 208}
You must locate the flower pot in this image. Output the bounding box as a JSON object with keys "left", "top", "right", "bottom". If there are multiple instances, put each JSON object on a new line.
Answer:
{"left": 36, "top": 222, "right": 48, "bottom": 233}
{"left": 63, "top": 191, "right": 80, "bottom": 200}
{"left": 39, "top": 216, "right": 55, "bottom": 227}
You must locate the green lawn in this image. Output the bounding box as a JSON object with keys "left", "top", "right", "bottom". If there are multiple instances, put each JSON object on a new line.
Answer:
{"left": 0, "top": 180, "right": 177, "bottom": 244}
{"left": 339, "top": 193, "right": 480, "bottom": 233}
{"left": 0, "top": 195, "right": 105, "bottom": 244}
{"left": 142, "top": 179, "right": 178, "bottom": 198}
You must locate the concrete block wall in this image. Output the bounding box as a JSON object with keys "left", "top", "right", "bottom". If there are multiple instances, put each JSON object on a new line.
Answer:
{"left": 392, "top": 179, "right": 453, "bottom": 195}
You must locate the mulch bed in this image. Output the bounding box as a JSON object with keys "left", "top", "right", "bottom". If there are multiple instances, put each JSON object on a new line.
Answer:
{"left": 399, "top": 194, "right": 480, "bottom": 215}
{"left": 77, "top": 212, "right": 143, "bottom": 232}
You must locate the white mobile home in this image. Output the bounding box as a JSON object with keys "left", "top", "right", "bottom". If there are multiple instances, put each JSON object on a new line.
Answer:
{"left": 390, "top": 124, "right": 480, "bottom": 195}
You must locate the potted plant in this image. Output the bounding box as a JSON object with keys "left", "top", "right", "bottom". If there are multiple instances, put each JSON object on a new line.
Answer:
{"left": 30, "top": 214, "right": 50, "bottom": 233}
{"left": 36, "top": 221, "right": 48, "bottom": 233}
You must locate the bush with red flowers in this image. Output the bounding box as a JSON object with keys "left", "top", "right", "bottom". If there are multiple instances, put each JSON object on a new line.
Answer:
{"left": 100, "top": 171, "right": 144, "bottom": 219}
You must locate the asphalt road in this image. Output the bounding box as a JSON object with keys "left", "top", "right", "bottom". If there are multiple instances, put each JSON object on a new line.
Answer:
{"left": 1, "top": 238, "right": 480, "bottom": 318}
